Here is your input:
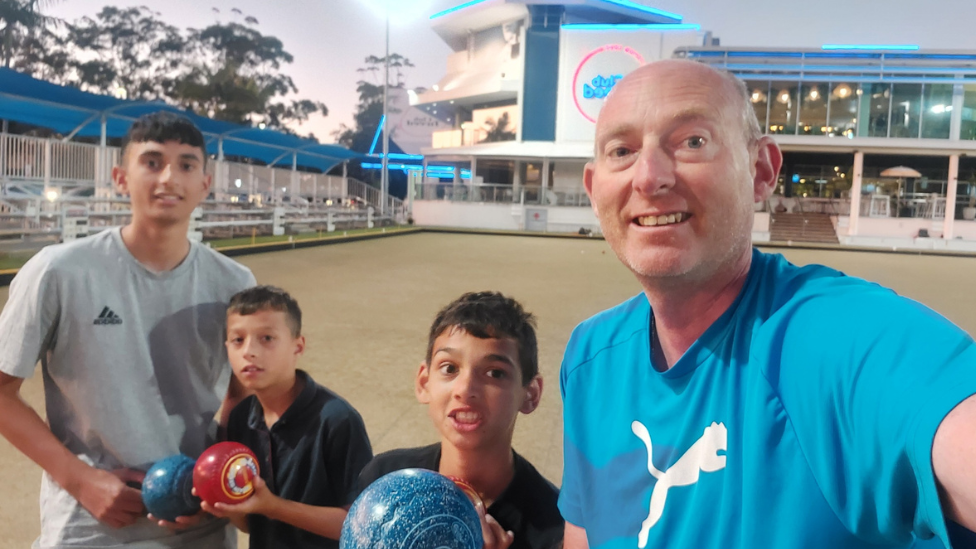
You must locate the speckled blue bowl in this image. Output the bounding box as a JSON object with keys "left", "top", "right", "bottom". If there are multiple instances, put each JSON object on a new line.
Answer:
{"left": 141, "top": 454, "right": 201, "bottom": 522}
{"left": 340, "top": 468, "right": 484, "bottom": 549}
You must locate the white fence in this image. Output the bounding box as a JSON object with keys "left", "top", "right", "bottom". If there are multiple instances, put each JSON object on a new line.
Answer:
{"left": 0, "top": 133, "right": 404, "bottom": 216}
{"left": 412, "top": 182, "right": 591, "bottom": 208}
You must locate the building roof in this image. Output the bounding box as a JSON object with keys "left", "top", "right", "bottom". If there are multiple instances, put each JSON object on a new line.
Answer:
{"left": 676, "top": 47, "right": 976, "bottom": 83}
{"left": 430, "top": 0, "right": 682, "bottom": 49}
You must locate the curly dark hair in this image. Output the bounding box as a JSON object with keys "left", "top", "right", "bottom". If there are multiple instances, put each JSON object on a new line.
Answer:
{"left": 425, "top": 291, "right": 538, "bottom": 385}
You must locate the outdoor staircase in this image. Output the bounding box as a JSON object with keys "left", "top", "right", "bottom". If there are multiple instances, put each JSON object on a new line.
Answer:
{"left": 769, "top": 213, "right": 839, "bottom": 244}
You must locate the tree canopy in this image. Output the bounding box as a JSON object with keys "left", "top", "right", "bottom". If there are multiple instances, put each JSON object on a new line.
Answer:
{"left": 0, "top": 2, "right": 326, "bottom": 137}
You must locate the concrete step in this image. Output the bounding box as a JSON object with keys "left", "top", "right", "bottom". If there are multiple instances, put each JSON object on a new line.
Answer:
{"left": 770, "top": 213, "right": 839, "bottom": 244}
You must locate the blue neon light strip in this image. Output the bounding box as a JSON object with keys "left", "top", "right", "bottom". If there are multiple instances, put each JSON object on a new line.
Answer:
{"left": 368, "top": 115, "right": 385, "bottom": 156}
{"left": 562, "top": 23, "right": 699, "bottom": 31}
{"left": 598, "top": 0, "right": 682, "bottom": 21}
{"left": 429, "top": 0, "right": 489, "bottom": 19}
{"left": 822, "top": 44, "right": 920, "bottom": 51}
{"left": 369, "top": 152, "right": 425, "bottom": 161}
{"left": 360, "top": 162, "right": 471, "bottom": 178}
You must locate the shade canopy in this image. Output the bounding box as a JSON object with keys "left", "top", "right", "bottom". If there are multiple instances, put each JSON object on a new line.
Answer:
{"left": 0, "top": 68, "right": 362, "bottom": 172}
{"left": 880, "top": 166, "right": 923, "bottom": 178}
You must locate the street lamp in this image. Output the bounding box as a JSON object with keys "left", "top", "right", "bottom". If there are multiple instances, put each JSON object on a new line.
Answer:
{"left": 359, "top": 0, "right": 432, "bottom": 216}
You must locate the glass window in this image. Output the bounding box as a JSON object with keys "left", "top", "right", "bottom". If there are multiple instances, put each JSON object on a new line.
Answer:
{"left": 798, "top": 83, "right": 827, "bottom": 135}
{"left": 889, "top": 84, "right": 922, "bottom": 138}
{"left": 961, "top": 85, "right": 976, "bottom": 141}
{"left": 828, "top": 82, "right": 858, "bottom": 138}
{"left": 768, "top": 82, "right": 798, "bottom": 134}
{"left": 744, "top": 81, "right": 769, "bottom": 133}
{"left": 921, "top": 84, "right": 953, "bottom": 139}
{"left": 863, "top": 83, "right": 891, "bottom": 138}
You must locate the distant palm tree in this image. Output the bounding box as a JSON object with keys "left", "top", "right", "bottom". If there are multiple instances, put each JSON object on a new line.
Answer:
{"left": 481, "top": 112, "right": 516, "bottom": 143}
{"left": 0, "top": 0, "right": 60, "bottom": 68}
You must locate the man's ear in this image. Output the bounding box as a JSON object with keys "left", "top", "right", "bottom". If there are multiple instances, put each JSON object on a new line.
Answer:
{"left": 294, "top": 335, "right": 306, "bottom": 357}
{"left": 752, "top": 136, "right": 783, "bottom": 203}
{"left": 520, "top": 375, "right": 543, "bottom": 414}
{"left": 583, "top": 162, "right": 599, "bottom": 217}
{"left": 415, "top": 362, "right": 431, "bottom": 404}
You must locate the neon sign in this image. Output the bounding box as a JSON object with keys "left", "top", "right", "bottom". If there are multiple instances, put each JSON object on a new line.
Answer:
{"left": 582, "top": 75, "right": 624, "bottom": 99}
{"left": 572, "top": 44, "right": 645, "bottom": 123}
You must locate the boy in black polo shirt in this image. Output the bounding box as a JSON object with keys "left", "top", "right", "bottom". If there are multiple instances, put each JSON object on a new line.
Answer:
{"left": 202, "top": 285, "right": 373, "bottom": 549}
{"left": 355, "top": 291, "right": 563, "bottom": 549}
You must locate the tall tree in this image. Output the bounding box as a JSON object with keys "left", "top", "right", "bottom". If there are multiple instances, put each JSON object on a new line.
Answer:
{"left": 333, "top": 53, "right": 414, "bottom": 152}
{"left": 175, "top": 19, "right": 327, "bottom": 131}
{"left": 0, "top": 0, "right": 64, "bottom": 73}
{"left": 68, "top": 6, "right": 186, "bottom": 99}
{"left": 7, "top": 5, "right": 328, "bottom": 138}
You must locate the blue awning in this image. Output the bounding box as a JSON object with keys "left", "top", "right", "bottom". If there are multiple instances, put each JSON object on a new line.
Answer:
{"left": 0, "top": 68, "right": 362, "bottom": 172}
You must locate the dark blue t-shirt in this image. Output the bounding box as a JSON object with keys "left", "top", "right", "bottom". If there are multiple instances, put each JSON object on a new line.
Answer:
{"left": 560, "top": 249, "right": 975, "bottom": 549}
{"left": 227, "top": 370, "right": 373, "bottom": 549}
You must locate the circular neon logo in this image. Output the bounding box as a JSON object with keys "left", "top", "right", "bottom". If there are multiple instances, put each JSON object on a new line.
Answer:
{"left": 572, "top": 44, "right": 645, "bottom": 123}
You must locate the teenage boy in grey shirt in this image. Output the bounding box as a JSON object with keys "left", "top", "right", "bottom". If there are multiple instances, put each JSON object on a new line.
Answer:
{"left": 0, "top": 112, "right": 255, "bottom": 548}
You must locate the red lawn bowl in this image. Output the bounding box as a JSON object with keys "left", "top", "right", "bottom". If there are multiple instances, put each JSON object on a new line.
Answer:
{"left": 193, "top": 442, "right": 260, "bottom": 506}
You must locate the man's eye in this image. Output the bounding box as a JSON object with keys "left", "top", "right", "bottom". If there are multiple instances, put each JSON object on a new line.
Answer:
{"left": 487, "top": 369, "right": 507, "bottom": 380}
{"left": 261, "top": 335, "right": 274, "bottom": 342}
{"left": 608, "top": 147, "right": 632, "bottom": 158}
{"left": 440, "top": 363, "right": 458, "bottom": 374}
{"left": 686, "top": 136, "right": 705, "bottom": 149}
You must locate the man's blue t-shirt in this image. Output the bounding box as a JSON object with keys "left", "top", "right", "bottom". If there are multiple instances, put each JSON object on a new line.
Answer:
{"left": 559, "top": 249, "right": 975, "bottom": 549}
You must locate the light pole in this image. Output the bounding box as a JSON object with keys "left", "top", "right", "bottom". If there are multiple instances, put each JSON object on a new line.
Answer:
{"left": 361, "top": 0, "right": 432, "bottom": 216}
{"left": 381, "top": 13, "right": 389, "bottom": 216}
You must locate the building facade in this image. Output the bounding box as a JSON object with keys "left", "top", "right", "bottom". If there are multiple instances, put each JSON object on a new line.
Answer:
{"left": 408, "top": 0, "right": 976, "bottom": 251}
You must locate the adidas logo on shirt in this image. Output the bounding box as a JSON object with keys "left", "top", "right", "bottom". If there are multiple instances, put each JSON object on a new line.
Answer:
{"left": 93, "top": 306, "right": 123, "bottom": 326}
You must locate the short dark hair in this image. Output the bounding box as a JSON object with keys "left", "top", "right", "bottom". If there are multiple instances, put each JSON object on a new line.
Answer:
{"left": 120, "top": 111, "right": 207, "bottom": 166}
{"left": 425, "top": 291, "right": 538, "bottom": 385}
{"left": 227, "top": 285, "right": 302, "bottom": 337}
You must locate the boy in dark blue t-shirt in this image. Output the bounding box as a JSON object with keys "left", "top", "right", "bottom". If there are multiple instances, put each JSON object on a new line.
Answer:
{"left": 202, "top": 285, "right": 372, "bottom": 549}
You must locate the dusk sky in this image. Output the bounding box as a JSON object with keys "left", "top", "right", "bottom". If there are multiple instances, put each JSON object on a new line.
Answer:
{"left": 47, "top": 0, "right": 976, "bottom": 143}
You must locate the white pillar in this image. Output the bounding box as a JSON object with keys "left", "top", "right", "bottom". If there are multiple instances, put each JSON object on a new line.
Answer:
{"left": 216, "top": 137, "right": 225, "bottom": 200}
{"left": 541, "top": 157, "right": 551, "bottom": 205}
{"left": 470, "top": 156, "right": 477, "bottom": 185}
{"left": 849, "top": 152, "right": 864, "bottom": 236}
{"left": 290, "top": 153, "right": 299, "bottom": 203}
{"left": 341, "top": 161, "right": 348, "bottom": 199}
{"left": 950, "top": 84, "right": 965, "bottom": 141}
{"left": 513, "top": 160, "right": 522, "bottom": 197}
{"left": 944, "top": 154, "right": 959, "bottom": 239}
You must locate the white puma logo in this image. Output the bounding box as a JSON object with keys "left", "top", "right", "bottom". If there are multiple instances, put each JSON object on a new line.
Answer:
{"left": 631, "top": 421, "right": 728, "bottom": 548}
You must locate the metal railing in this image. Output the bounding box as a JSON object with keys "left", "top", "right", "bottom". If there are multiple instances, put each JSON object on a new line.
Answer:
{"left": 0, "top": 134, "right": 399, "bottom": 216}
{"left": 413, "top": 182, "right": 591, "bottom": 208}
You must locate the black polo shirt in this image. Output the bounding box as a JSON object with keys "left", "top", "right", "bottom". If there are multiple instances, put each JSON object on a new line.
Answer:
{"left": 227, "top": 370, "right": 373, "bottom": 549}
{"left": 355, "top": 444, "right": 564, "bottom": 549}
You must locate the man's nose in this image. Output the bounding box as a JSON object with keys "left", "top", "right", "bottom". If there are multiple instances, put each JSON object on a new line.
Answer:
{"left": 632, "top": 145, "right": 676, "bottom": 196}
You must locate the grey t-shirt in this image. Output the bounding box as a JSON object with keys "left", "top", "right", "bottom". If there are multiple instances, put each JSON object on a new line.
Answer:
{"left": 0, "top": 228, "right": 256, "bottom": 548}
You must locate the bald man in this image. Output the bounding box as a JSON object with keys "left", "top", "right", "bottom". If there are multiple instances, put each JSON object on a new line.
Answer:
{"left": 559, "top": 59, "right": 976, "bottom": 549}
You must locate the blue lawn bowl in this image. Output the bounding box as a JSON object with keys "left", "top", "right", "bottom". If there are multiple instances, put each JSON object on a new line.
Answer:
{"left": 340, "top": 469, "right": 484, "bottom": 549}
{"left": 141, "top": 454, "right": 201, "bottom": 522}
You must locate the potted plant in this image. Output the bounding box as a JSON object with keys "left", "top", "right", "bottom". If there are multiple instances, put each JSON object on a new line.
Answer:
{"left": 963, "top": 192, "right": 976, "bottom": 221}
{"left": 964, "top": 176, "right": 976, "bottom": 221}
